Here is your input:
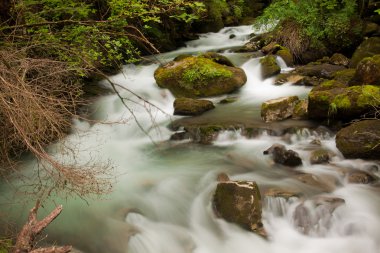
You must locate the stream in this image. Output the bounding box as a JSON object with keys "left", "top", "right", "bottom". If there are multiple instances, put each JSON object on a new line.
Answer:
{"left": 1, "top": 25, "right": 380, "bottom": 253}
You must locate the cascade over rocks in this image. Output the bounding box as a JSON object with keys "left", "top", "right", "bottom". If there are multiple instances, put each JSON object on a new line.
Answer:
{"left": 336, "top": 120, "right": 380, "bottom": 160}
{"left": 154, "top": 55, "right": 247, "bottom": 98}
{"left": 213, "top": 180, "right": 264, "bottom": 235}
{"left": 173, "top": 98, "right": 215, "bottom": 116}
{"left": 263, "top": 144, "right": 302, "bottom": 167}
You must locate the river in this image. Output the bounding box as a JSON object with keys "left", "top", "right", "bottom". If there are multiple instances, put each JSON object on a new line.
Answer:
{"left": 1, "top": 25, "right": 380, "bottom": 253}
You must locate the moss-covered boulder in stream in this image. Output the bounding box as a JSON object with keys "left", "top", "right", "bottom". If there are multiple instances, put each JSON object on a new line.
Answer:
{"left": 276, "top": 47, "right": 294, "bottom": 66}
{"left": 173, "top": 98, "right": 215, "bottom": 116}
{"left": 350, "top": 37, "right": 380, "bottom": 67}
{"left": 336, "top": 120, "right": 380, "bottom": 160}
{"left": 308, "top": 85, "right": 380, "bottom": 120}
{"left": 350, "top": 55, "right": 380, "bottom": 86}
{"left": 260, "top": 55, "right": 280, "bottom": 79}
{"left": 213, "top": 180, "right": 264, "bottom": 235}
{"left": 154, "top": 55, "right": 246, "bottom": 98}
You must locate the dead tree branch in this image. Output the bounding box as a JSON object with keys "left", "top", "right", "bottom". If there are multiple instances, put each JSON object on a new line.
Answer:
{"left": 13, "top": 201, "right": 72, "bottom": 253}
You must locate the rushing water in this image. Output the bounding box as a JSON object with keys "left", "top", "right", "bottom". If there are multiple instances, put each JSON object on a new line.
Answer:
{"left": 1, "top": 25, "right": 380, "bottom": 253}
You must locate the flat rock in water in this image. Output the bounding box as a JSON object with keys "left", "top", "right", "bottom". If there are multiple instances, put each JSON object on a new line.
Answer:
{"left": 173, "top": 98, "right": 215, "bottom": 116}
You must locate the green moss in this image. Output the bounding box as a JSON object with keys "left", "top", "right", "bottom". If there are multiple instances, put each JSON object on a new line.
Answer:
{"left": 333, "top": 94, "right": 351, "bottom": 109}
{"left": 182, "top": 58, "right": 233, "bottom": 87}
{"left": 351, "top": 85, "right": 380, "bottom": 107}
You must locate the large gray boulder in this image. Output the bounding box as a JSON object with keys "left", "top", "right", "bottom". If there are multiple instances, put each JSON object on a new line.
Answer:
{"left": 213, "top": 180, "right": 264, "bottom": 235}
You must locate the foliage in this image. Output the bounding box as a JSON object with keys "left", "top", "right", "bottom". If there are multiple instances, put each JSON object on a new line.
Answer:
{"left": 0, "top": 239, "right": 11, "bottom": 253}
{"left": 1, "top": 0, "right": 205, "bottom": 72}
{"left": 255, "top": 0, "right": 361, "bottom": 57}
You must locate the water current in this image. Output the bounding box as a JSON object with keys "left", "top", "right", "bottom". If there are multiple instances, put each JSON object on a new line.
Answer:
{"left": 1, "top": 25, "right": 380, "bottom": 253}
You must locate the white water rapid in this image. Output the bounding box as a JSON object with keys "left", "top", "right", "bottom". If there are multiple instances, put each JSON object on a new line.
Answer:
{"left": 1, "top": 25, "right": 380, "bottom": 253}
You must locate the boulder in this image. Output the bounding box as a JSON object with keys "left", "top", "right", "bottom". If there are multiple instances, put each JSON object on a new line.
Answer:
{"left": 154, "top": 56, "right": 247, "bottom": 98}
{"left": 350, "top": 37, "right": 380, "bottom": 67}
{"left": 264, "top": 188, "right": 301, "bottom": 199}
{"left": 173, "top": 98, "right": 215, "bottom": 116}
{"left": 276, "top": 48, "right": 294, "bottom": 66}
{"left": 336, "top": 120, "right": 380, "bottom": 160}
{"left": 308, "top": 85, "right": 380, "bottom": 120}
{"left": 310, "top": 149, "right": 330, "bottom": 164}
{"left": 350, "top": 55, "right": 380, "bottom": 86}
{"left": 261, "top": 96, "right": 299, "bottom": 122}
{"left": 213, "top": 180, "right": 264, "bottom": 234}
{"left": 292, "top": 99, "right": 308, "bottom": 119}
{"left": 219, "top": 97, "right": 238, "bottom": 104}
{"left": 260, "top": 55, "right": 281, "bottom": 79}
{"left": 264, "top": 144, "right": 302, "bottom": 167}
{"left": 330, "top": 53, "right": 349, "bottom": 67}
{"left": 295, "top": 63, "right": 346, "bottom": 79}
{"left": 363, "top": 22, "right": 379, "bottom": 36}
{"left": 347, "top": 171, "right": 376, "bottom": 184}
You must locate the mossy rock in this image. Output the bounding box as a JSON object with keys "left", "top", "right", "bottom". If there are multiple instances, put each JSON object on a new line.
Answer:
{"left": 173, "top": 54, "right": 193, "bottom": 62}
{"left": 213, "top": 180, "right": 264, "bottom": 234}
{"left": 350, "top": 54, "right": 380, "bottom": 86}
{"left": 293, "top": 99, "right": 308, "bottom": 119}
{"left": 308, "top": 85, "right": 380, "bottom": 120}
{"left": 238, "top": 32, "right": 273, "bottom": 52}
{"left": 261, "top": 96, "right": 299, "bottom": 122}
{"left": 350, "top": 37, "right": 380, "bottom": 67}
{"left": 330, "top": 53, "right": 349, "bottom": 66}
{"left": 332, "top": 69, "right": 356, "bottom": 85}
{"left": 275, "top": 73, "right": 305, "bottom": 85}
{"left": 261, "top": 42, "right": 281, "bottom": 54}
{"left": 260, "top": 55, "right": 281, "bottom": 79}
{"left": 276, "top": 47, "right": 294, "bottom": 66}
{"left": 336, "top": 120, "right": 380, "bottom": 160}
{"left": 154, "top": 56, "right": 247, "bottom": 98}
{"left": 173, "top": 98, "right": 215, "bottom": 116}
{"left": 295, "top": 63, "right": 346, "bottom": 79}
{"left": 312, "top": 79, "right": 347, "bottom": 92}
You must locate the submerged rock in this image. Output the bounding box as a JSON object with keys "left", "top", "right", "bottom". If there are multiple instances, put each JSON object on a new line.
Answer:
{"left": 213, "top": 180, "right": 264, "bottom": 234}
{"left": 154, "top": 55, "right": 246, "bottom": 98}
{"left": 260, "top": 55, "right": 280, "bottom": 79}
{"left": 336, "top": 120, "right": 380, "bottom": 160}
{"left": 264, "top": 144, "right": 302, "bottom": 167}
{"left": 310, "top": 149, "right": 330, "bottom": 164}
{"left": 350, "top": 37, "right": 380, "bottom": 67}
{"left": 261, "top": 96, "right": 300, "bottom": 122}
{"left": 173, "top": 98, "right": 215, "bottom": 116}
{"left": 348, "top": 171, "right": 377, "bottom": 184}
{"left": 294, "top": 196, "right": 345, "bottom": 235}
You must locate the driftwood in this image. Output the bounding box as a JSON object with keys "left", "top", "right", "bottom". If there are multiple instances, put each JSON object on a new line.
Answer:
{"left": 13, "top": 201, "right": 72, "bottom": 253}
